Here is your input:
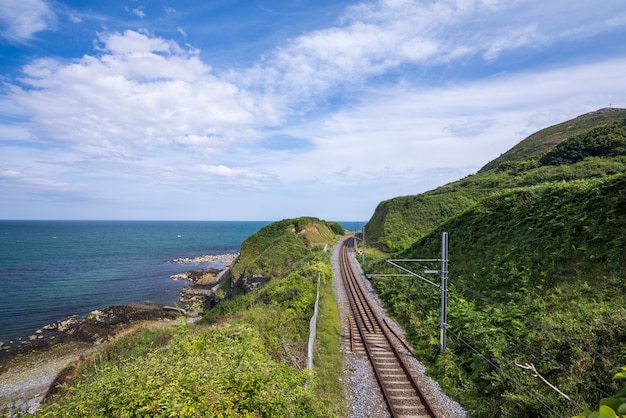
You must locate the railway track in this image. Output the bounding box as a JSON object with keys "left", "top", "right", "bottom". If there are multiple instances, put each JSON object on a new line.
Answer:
{"left": 340, "top": 239, "right": 437, "bottom": 418}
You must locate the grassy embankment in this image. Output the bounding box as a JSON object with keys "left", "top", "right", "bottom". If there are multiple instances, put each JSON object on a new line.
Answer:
{"left": 28, "top": 217, "right": 346, "bottom": 418}
{"left": 362, "top": 109, "right": 626, "bottom": 417}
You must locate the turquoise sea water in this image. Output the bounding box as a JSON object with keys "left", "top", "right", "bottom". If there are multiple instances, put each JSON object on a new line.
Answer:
{"left": 0, "top": 220, "right": 270, "bottom": 343}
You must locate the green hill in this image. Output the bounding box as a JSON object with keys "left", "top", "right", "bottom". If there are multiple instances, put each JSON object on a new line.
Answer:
{"left": 232, "top": 216, "right": 343, "bottom": 282}
{"left": 362, "top": 108, "right": 626, "bottom": 417}
{"left": 366, "top": 107, "right": 626, "bottom": 251}
{"left": 481, "top": 107, "right": 626, "bottom": 172}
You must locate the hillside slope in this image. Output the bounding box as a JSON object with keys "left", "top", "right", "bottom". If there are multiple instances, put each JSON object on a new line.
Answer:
{"left": 231, "top": 217, "right": 343, "bottom": 283}
{"left": 481, "top": 107, "right": 626, "bottom": 171}
{"left": 374, "top": 173, "right": 626, "bottom": 417}
{"left": 361, "top": 109, "right": 626, "bottom": 417}
{"left": 366, "top": 108, "right": 626, "bottom": 250}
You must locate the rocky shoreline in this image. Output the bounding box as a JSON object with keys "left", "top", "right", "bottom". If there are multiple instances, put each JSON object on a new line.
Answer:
{"left": 0, "top": 302, "right": 184, "bottom": 416}
{"left": 0, "top": 253, "right": 239, "bottom": 415}
{"left": 0, "top": 302, "right": 181, "bottom": 364}
{"left": 0, "top": 253, "right": 239, "bottom": 363}
{"left": 170, "top": 253, "right": 238, "bottom": 265}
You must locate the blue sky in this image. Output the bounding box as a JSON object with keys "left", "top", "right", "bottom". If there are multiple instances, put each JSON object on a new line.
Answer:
{"left": 1, "top": 0, "right": 625, "bottom": 221}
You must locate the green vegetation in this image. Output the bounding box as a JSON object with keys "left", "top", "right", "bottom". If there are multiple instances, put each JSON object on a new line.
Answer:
{"left": 232, "top": 217, "right": 343, "bottom": 281}
{"left": 574, "top": 366, "right": 626, "bottom": 418}
{"left": 480, "top": 108, "right": 626, "bottom": 172}
{"left": 361, "top": 108, "right": 626, "bottom": 417}
{"left": 366, "top": 191, "right": 481, "bottom": 251}
{"left": 365, "top": 108, "right": 626, "bottom": 251}
{"left": 539, "top": 124, "right": 626, "bottom": 166}
{"left": 35, "top": 217, "right": 346, "bottom": 417}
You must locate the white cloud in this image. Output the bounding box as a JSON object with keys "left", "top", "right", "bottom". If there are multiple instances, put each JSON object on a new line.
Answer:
{"left": 0, "top": 0, "right": 55, "bottom": 42}
{"left": 241, "top": 0, "right": 626, "bottom": 105}
{"left": 9, "top": 30, "right": 277, "bottom": 161}
{"left": 132, "top": 8, "right": 146, "bottom": 18}
{"left": 482, "top": 24, "right": 544, "bottom": 61}
{"left": 444, "top": 119, "right": 495, "bottom": 137}
{"left": 266, "top": 56, "right": 626, "bottom": 196}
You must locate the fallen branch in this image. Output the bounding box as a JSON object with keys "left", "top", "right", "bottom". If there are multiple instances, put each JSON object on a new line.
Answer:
{"left": 515, "top": 362, "right": 583, "bottom": 409}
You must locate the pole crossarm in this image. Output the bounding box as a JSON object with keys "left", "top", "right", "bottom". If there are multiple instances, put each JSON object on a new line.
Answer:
{"left": 385, "top": 259, "right": 441, "bottom": 288}
{"left": 368, "top": 274, "right": 419, "bottom": 277}
{"left": 390, "top": 258, "right": 442, "bottom": 262}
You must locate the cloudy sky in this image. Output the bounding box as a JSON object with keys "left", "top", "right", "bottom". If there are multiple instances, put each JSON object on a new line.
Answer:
{"left": 1, "top": 0, "right": 625, "bottom": 221}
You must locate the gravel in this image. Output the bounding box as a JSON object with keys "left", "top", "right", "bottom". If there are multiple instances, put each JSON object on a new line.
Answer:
{"left": 0, "top": 342, "right": 95, "bottom": 416}
{"left": 331, "top": 237, "right": 469, "bottom": 418}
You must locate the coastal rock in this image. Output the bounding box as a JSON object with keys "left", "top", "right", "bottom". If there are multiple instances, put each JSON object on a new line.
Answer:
{"left": 57, "top": 316, "right": 79, "bottom": 332}
{"left": 170, "top": 268, "right": 221, "bottom": 285}
{"left": 243, "top": 274, "right": 268, "bottom": 293}
{"left": 0, "top": 303, "right": 181, "bottom": 363}
{"left": 171, "top": 253, "right": 238, "bottom": 264}
{"left": 170, "top": 273, "right": 190, "bottom": 281}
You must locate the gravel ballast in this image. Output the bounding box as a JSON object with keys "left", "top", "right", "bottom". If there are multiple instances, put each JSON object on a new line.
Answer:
{"left": 331, "top": 237, "right": 469, "bottom": 418}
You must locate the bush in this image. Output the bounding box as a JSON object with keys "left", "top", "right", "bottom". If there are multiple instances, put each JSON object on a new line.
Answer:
{"left": 38, "top": 324, "right": 322, "bottom": 417}
{"left": 540, "top": 125, "right": 626, "bottom": 166}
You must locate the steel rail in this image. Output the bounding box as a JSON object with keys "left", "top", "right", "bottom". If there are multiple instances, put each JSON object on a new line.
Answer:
{"left": 339, "top": 240, "right": 437, "bottom": 418}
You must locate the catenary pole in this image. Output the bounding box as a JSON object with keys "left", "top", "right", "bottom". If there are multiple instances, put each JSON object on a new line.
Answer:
{"left": 362, "top": 224, "right": 365, "bottom": 264}
{"left": 440, "top": 232, "right": 449, "bottom": 354}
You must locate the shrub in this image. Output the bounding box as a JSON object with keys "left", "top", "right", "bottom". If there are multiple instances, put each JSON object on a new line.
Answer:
{"left": 540, "top": 125, "right": 626, "bottom": 166}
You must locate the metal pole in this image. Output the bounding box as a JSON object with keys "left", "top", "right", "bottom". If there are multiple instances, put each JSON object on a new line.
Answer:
{"left": 362, "top": 224, "right": 365, "bottom": 264}
{"left": 440, "top": 232, "right": 449, "bottom": 354}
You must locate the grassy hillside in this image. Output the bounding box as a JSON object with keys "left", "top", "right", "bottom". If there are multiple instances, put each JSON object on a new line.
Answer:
{"left": 32, "top": 217, "right": 345, "bottom": 418}
{"left": 361, "top": 109, "right": 626, "bottom": 417}
{"left": 480, "top": 107, "right": 626, "bottom": 172}
{"left": 366, "top": 190, "right": 481, "bottom": 251}
{"left": 366, "top": 108, "right": 626, "bottom": 250}
{"left": 231, "top": 217, "right": 344, "bottom": 281}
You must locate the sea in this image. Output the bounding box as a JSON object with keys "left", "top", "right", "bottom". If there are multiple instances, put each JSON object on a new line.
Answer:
{"left": 0, "top": 220, "right": 271, "bottom": 343}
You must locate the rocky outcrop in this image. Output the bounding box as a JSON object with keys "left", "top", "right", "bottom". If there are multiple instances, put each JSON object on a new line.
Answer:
{"left": 178, "top": 264, "right": 234, "bottom": 313}
{"left": 242, "top": 274, "right": 269, "bottom": 293}
{"left": 0, "top": 303, "right": 180, "bottom": 363}
{"left": 170, "top": 268, "right": 221, "bottom": 285}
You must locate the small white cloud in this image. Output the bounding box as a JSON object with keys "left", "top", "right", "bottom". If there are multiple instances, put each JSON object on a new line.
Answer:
{"left": 482, "top": 25, "right": 544, "bottom": 61}
{"left": 68, "top": 13, "right": 82, "bottom": 24}
{"left": 0, "top": 0, "right": 55, "bottom": 42}
{"left": 132, "top": 8, "right": 146, "bottom": 19}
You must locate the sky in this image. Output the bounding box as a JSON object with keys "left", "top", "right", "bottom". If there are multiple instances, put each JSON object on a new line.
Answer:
{"left": 1, "top": 0, "right": 625, "bottom": 222}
